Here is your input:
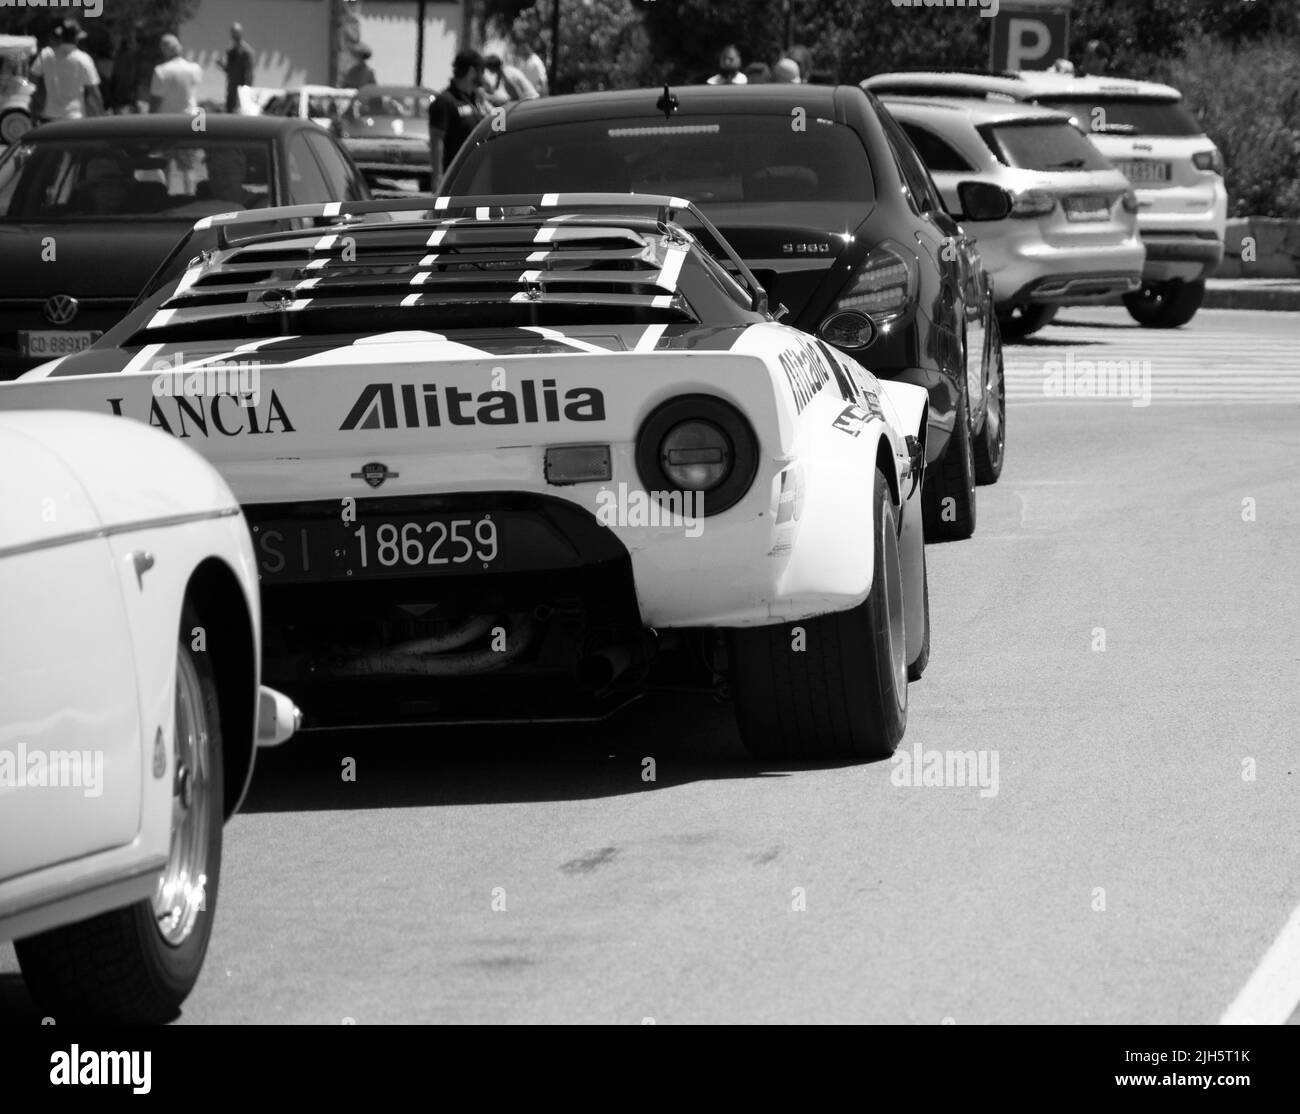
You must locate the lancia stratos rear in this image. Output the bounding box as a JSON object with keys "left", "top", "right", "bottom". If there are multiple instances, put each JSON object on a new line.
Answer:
{"left": 0, "top": 194, "right": 931, "bottom": 759}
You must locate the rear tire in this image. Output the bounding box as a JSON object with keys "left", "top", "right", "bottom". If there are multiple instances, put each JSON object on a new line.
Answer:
{"left": 997, "top": 303, "right": 1056, "bottom": 338}
{"left": 922, "top": 383, "right": 977, "bottom": 541}
{"left": 731, "top": 467, "right": 908, "bottom": 760}
{"left": 907, "top": 546, "right": 930, "bottom": 682}
{"left": 1123, "top": 279, "right": 1205, "bottom": 328}
{"left": 973, "top": 314, "right": 1005, "bottom": 485}
{"left": 15, "top": 603, "right": 224, "bottom": 1024}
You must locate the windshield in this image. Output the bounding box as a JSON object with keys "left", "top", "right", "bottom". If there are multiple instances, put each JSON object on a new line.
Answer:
{"left": 0, "top": 137, "right": 274, "bottom": 221}
{"left": 351, "top": 91, "right": 431, "bottom": 119}
{"left": 454, "top": 116, "right": 876, "bottom": 214}
{"left": 978, "top": 120, "right": 1113, "bottom": 171}
{"left": 1030, "top": 96, "right": 1203, "bottom": 137}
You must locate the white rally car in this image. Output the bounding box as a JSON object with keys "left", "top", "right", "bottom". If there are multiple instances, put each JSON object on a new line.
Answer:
{"left": 0, "top": 194, "right": 930, "bottom": 761}
{"left": 0, "top": 410, "right": 299, "bottom": 1023}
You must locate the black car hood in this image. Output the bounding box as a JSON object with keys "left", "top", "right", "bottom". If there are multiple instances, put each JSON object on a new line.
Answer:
{"left": 0, "top": 222, "right": 192, "bottom": 300}
{"left": 699, "top": 201, "right": 874, "bottom": 324}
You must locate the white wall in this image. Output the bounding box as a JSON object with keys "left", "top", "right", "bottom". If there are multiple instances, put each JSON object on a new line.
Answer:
{"left": 181, "top": 0, "right": 332, "bottom": 104}
{"left": 358, "top": 2, "right": 463, "bottom": 89}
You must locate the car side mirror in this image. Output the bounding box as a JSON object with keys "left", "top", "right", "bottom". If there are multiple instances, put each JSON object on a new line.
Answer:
{"left": 957, "top": 180, "right": 1012, "bottom": 221}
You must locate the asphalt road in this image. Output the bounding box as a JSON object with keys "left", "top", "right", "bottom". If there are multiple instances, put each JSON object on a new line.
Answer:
{"left": 2, "top": 306, "right": 1297, "bottom": 1025}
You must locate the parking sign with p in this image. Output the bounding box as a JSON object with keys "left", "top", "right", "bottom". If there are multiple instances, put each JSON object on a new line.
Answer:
{"left": 989, "top": 0, "right": 1072, "bottom": 72}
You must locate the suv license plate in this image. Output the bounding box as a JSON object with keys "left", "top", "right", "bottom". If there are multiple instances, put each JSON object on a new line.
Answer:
{"left": 1063, "top": 195, "right": 1111, "bottom": 221}
{"left": 1117, "top": 161, "right": 1171, "bottom": 183}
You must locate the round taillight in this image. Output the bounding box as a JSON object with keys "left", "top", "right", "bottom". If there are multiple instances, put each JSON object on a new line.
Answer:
{"left": 635, "top": 395, "right": 759, "bottom": 516}
{"left": 660, "top": 419, "right": 731, "bottom": 491}
{"left": 819, "top": 310, "right": 876, "bottom": 350}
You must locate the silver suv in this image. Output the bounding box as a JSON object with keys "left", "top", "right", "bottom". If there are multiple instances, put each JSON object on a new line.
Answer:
{"left": 881, "top": 96, "right": 1144, "bottom": 337}
{"left": 865, "top": 71, "right": 1227, "bottom": 328}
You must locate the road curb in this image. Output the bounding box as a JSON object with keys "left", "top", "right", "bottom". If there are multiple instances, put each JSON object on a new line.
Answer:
{"left": 1203, "top": 283, "right": 1300, "bottom": 312}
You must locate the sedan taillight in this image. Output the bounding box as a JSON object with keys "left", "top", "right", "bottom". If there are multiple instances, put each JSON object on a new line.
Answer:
{"left": 834, "top": 241, "right": 918, "bottom": 323}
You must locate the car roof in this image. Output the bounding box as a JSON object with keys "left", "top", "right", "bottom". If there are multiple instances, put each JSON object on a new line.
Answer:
{"left": 356, "top": 84, "right": 435, "bottom": 97}
{"left": 495, "top": 83, "right": 853, "bottom": 129}
{"left": 26, "top": 115, "right": 315, "bottom": 141}
{"left": 864, "top": 70, "right": 1185, "bottom": 101}
{"left": 287, "top": 85, "right": 356, "bottom": 95}
{"left": 880, "top": 94, "right": 1072, "bottom": 125}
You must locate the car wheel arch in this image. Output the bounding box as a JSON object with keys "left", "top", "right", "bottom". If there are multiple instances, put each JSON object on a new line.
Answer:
{"left": 184, "top": 557, "right": 258, "bottom": 820}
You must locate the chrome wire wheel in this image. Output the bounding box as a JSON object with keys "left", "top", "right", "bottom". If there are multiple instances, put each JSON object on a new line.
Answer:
{"left": 153, "top": 647, "right": 213, "bottom": 947}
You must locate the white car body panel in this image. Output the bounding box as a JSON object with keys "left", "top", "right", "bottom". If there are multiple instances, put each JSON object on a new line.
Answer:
{"left": 3, "top": 330, "right": 928, "bottom": 629}
{"left": 0, "top": 411, "right": 280, "bottom": 944}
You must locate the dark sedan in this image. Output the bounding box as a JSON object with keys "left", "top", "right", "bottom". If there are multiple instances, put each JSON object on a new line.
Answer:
{"left": 336, "top": 84, "right": 434, "bottom": 193}
{"left": 441, "top": 84, "right": 1009, "bottom": 540}
{"left": 0, "top": 114, "right": 370, "bottom": 378}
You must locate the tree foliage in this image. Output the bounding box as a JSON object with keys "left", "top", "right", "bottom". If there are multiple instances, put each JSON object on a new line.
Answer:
{"left": 512, "top": 0, "right": 653, "bottom": 93}
{"left": 0, "top": 0, "right": 204, "bottom": 54}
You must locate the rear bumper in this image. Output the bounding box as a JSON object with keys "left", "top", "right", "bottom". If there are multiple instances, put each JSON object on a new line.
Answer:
{"left": 1139, "top": 232, "right": 1224, "bottom": 282}
{"left": 987, "top": 238, "right": 1146, "bottom": 308}
{"left": 1003, "top": 270, "right": 1143, "bottom": 306}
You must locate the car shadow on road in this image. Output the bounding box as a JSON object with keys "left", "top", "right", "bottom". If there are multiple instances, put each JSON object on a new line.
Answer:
{"left": 0, "top": 971, "right": 41, "bottom": 1024}
{"left": 239, "top": 692, "right": 868, "bottom": 813}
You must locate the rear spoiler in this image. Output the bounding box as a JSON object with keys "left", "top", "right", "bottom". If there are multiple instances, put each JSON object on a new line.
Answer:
{"left": 188, "top": 192, "right": 768, "bottom": 312}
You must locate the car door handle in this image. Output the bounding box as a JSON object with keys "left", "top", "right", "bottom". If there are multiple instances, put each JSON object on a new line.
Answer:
{"left": 129, "top": 550, "right": 155, "bottom": 589}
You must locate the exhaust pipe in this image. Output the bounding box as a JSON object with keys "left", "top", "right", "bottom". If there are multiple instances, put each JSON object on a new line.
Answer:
{"left": 575, "top": 644, "right": 634, "bottom": 690}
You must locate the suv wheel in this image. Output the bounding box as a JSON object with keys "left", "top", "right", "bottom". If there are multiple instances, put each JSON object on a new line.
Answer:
{"left": 997, "top": 304, "right": 1056, "bottom": 339}
{"left": 1123, "top": 279, "right": 1205, "bottom": 328}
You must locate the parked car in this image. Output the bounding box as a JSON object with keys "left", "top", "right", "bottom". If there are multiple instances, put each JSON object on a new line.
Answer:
{"left": 0, "top": 34, "right": 36, "bottom": 147}
{"left": 338, "top": 84, "right": 435, "bottom": 193}
{"left": 440, "top": 84, "right": 1009, "bottom": 540}
{"left": 0, "top": 194, "right": 932, "bottom": 759}
{"left": 880, "top": 96, "right": 1145, "bottom": 337}
{"left": 259, "top": 84, "right": 357, "bottom": 129}
{"left": 0, "top": 114, "right": 370, "bottom": 379}
{"left": 0, "top": 409, "right": 299, "bottom": 1023}
{"left": 864, "top": 71, "right": 1227, "bottom": 327}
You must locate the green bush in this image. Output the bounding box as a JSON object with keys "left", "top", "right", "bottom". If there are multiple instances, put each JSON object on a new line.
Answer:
{"left": 1168, "top": 37, "right": 1300, "bottom": 218}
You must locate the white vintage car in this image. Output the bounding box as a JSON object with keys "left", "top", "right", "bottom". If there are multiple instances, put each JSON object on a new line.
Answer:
{"left": 0, "top": 410, "right": 299, "bottom": 1023}
{"left": 0, "top": 193, "right": 931, "bottom": 760}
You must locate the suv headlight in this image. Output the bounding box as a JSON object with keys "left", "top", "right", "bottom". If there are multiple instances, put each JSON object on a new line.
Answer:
{"left": 833, "top": 240, "right": 918, "bottom": 324}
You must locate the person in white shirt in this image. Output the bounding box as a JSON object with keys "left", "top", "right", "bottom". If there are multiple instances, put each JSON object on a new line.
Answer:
{"left": 511, "top": 32, "right": 549, "bottom": 97}
{"left": 483, "top": 54, "right": 539, "bottom": 105}
{"left": 149, "top": 34, "right": 203, "bottom": 116}
{"left": 30, "top": 19, "right": 103, "bottom": 122}
{"left": 707, "top": 44, "right": 748, "bottom": 85}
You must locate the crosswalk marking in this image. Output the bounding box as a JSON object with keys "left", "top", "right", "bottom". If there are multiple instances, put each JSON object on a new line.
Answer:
{"left": 999, "top": 310, "right": 1300, "bottom": 405}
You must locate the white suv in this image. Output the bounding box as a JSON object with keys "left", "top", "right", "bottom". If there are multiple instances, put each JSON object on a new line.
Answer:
{"left": 865, "top": 71, "right": 1228, "bottom": 328}
{"left": 881, "top": 96, "right": 1145, "bottom": 338}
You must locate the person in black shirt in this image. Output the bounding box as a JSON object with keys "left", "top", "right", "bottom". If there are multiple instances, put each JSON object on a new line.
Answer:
{"left": 217, "top": 23, "right": 254, "bottom": 113}
{"left": 429, "top": 49, "right": 487, "bottom": 189}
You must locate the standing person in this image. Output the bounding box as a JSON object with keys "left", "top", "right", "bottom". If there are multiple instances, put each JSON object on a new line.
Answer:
{"left": 428, "top": 50, "right": 488, "bottom": 188}
{"left": 771, "top": 57, "right": 801, "bottom": 84}
{"left": 707, "top": 44, "right": 747, "bottom": 85}
{"left": 511, "top": 32, "right": 548, "bottom": 97}
{"left": 482, "top": 53, "right": 538, "bottom": 105}
{"left": 1079, "top": 39, "right": 1110, "bottom": 76}
{"left": 787, "top": 44, "right": 813, "bottom": 84}
{"left": 108, "top": 20, "right": 150, "bottom": 114}
{"left": 342, "top": 44, "right": 377, "bottom": 89}
{"left": 149, "top": 35, "right": 202, "bottom": 116}
{"left": 30, "top": 19, "right": 103, "bottom": 123}
{"left": 743, "top": 61, "right": 771, "bottom": 84}
{"left": 217, "top": 23, "right": 254, "bottom": 113}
